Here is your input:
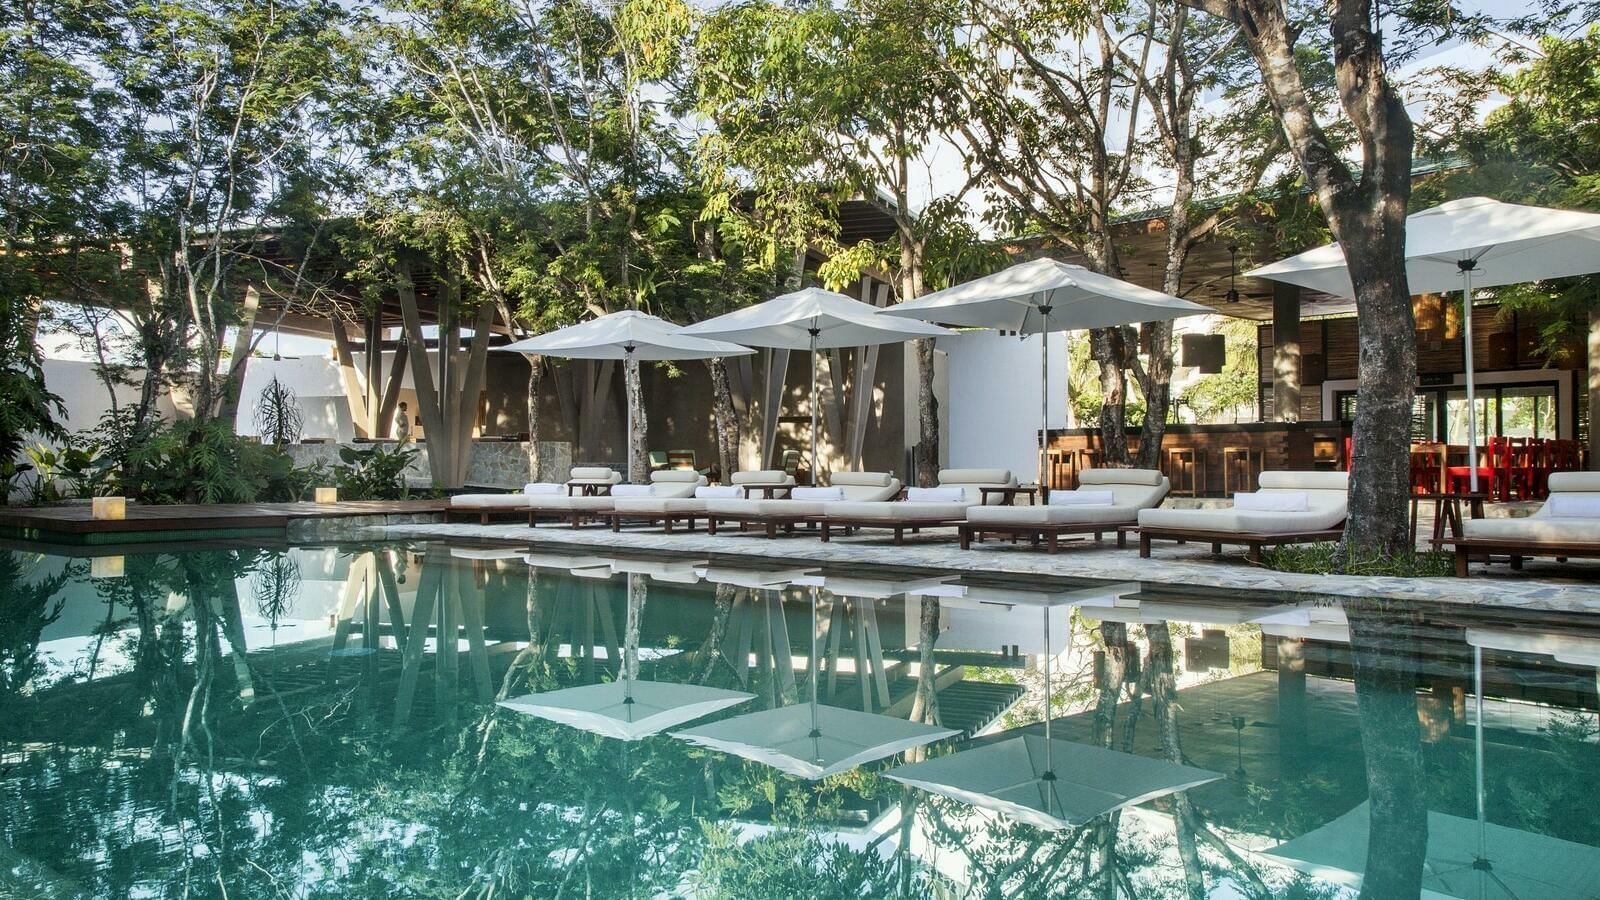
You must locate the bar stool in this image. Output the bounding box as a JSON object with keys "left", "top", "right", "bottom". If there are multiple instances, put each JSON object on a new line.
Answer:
{"left": 1165, "top": 447, "right": 1207, "bottom": 497}
{"left": 1221, "top": 446, "right": 1264, "bottom": 495}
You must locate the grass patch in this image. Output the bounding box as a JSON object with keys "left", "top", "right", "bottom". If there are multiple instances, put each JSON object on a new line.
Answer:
{"left": 1261, "top": 542, "right": 1455, "bottom": 578}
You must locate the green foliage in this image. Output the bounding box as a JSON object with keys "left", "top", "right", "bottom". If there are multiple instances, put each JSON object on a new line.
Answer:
{"left": 1261, "top": 543, "right": 1456, "bottom": 577}
{"left": 109, "top": 418, "right": 319, "bottom": 505}
{"left": 333, "top": 443, "right": 418, "bottom": 501}
{"left": 23, "top": 437, "right": 114, "bottom": 503}
{"left": 1185, "top": 317, "right": 1262, "bottom": 423}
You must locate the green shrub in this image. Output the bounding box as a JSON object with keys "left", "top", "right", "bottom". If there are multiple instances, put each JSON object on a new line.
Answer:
{"left": 24, "top": 437, "right": 116, "bottom": 502}
{"left": 1261, "top": 542, "right": 1455, "bottom": 578}
{"left": 333, "top": 443, "right": 418, "bottom": 500}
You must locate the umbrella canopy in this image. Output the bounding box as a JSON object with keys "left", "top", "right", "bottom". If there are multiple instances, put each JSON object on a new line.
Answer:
{"left": 1247, "top": 197, "right": 1600, "bottom": 298}
{"left": 879, "top": 258, "right": 1210, "bottom": 495}
{"left": 885, "top": 734, "right": 1222, "bottom": 831}
{"left": 1247, "top": 197, "right": 1600, "bottom": 492}
{"left": 672, "top": 702, "right": 958, "bottom": 780}
{"left": 682, "top": 288, "right": 950, "bottom": 478}
{"left": 499, "top": 310, "right": 752, "bottom": 482}
{"left": 500, "top": 309, "right": 754, "bottom": 360}
{"left": 1261, "top": 800, "right": 1600, "bottom": 899}
{"left": 682, "top": 287, "right": 951, "bottom": 349}
{"left": 880, "top": 257, "right": 1212, "bottom": 332}
{"left": 497, "top": 680, "right": 754, "bottom": 742}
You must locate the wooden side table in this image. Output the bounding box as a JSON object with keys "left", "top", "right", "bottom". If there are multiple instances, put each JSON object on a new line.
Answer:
{"left": 1409, "top": 492, "right": 1487, "bottom": 547}
{"left": 979, "top": 486, "right": 1039, "bottom": 507}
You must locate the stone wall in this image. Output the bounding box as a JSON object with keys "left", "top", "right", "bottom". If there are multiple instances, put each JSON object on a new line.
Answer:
{"left": 284, "top": 440, "right": 573, "bottom": 490}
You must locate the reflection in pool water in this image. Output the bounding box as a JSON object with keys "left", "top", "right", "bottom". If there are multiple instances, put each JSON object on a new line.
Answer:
{"left": 1, "top": 542, "right": 1598, "bottom": 898}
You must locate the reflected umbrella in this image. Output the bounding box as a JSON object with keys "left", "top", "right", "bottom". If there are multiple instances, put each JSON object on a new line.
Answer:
{"left": 885, "top": 588, "right": 1221, "bottom": 830}
{"left": 498, "top": 570, "right": 755, "bottom": 740}
{"left": 672, "top": 575, "right": 957, "bottom": 780}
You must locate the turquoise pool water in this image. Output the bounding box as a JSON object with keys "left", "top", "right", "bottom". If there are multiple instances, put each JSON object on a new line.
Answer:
{"left": 2, "top": 540, "right": 1598, "bottom": 898}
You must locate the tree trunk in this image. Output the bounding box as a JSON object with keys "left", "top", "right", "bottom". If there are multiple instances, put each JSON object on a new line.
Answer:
{"left": 1147, "top": 622, "right": 1207, "bottom": 900}
{"left": 1340, "top": 229, "right": 1417, "bottom": 556}
{"left": 707, "top": 357, "right": 740, "bottom": 481}
{"left": 623, "top": 356, "right": 648, "bottom": 484}
{"left": 1135, "top": 321, "right": 1175, "bottom": 470}
{"left": 1092, "top": 330, "right": 1129, "bottom": 465}
{"left": 907, "top": 597, "right": 940, "bottom": 726}
{"left": 526, "top": 354, "right": 543, "bottom": 481}
{"left": 1347, "top": 602, "right": 1428, "bottom": 900}
{"left": 914, "top": 338, "right": 939, "bottom": 487}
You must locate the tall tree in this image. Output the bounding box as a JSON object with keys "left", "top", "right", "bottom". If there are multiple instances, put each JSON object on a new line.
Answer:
{"left": 1173, "top": 0, "right": 1418, "bottom": 557}
{"left": 692, "top": 0, "right": 969, "bottom": 483}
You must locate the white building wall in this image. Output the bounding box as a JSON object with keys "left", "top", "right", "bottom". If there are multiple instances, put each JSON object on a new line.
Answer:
{"left": 942, "top": 331, "right": 1068, "bottom": 481}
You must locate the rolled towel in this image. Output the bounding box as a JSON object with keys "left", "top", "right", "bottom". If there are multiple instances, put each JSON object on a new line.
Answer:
{"left": 1050, "top": 490, "right": 1115, "bottom": 507}
{"left": 695, "top": 485, "right": 742, "bottom": 499}
{"left": 791, "top": 486, "right": 845, "bottom": 501}
{"left": 1233, "top": 491, "right": 1309, "bottom": 512}
{"left": 525, "top": 483, "right": 562, "bottom": 496}
{"left": 908, "top": 487, "right": 966, "bottom": 503}
{"left": 610, "top": 484, "right": 654, "bottom": 498}
{"left": 1546, "top": 495, "right": 1600, "bottom": 518}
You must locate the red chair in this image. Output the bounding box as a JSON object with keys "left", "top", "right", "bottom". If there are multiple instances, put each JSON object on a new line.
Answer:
{"left": 1447, "top": 438, "right": 1504, "bottom": 498}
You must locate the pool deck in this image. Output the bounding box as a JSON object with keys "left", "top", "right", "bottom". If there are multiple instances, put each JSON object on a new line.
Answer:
{"left": 381, "top": 519, "right": 1600, "bottom": 616}
{"left": 0, "top": 499, "right": 450, "bottom": 544}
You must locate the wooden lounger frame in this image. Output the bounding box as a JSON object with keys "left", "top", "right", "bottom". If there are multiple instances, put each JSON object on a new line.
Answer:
{"left": 448, "top": 507, "right": 530, "bottom": 525}
{"left": 705, "top": 512, "right": 818, "bottom": 539}
{"left": 958, "top": 522, "right": 1132, "bottom": 553}
{"left": 1444, "top": 537, "right": 1599, "bottom": 577}
{"left": 819, "top": 517, "right": 964, "bottom": 545}
{"left": 1122, "top": 524, "right": 1346, "bottom": 564}
{"left": 604, "top": 510, "right": 703, "bottom": 533}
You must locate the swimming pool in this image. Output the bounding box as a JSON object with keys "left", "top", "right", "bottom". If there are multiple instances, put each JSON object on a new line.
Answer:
{"left": 2, "top": 540, "right": 1597, "bottom": 898}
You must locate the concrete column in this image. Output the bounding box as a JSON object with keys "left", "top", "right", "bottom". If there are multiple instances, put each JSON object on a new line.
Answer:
{"left": 1272, "top": 282, "right": 1303, "bottom": 423}
{"left": 1589, "top": 307, "right": 1600, "bottom": 468}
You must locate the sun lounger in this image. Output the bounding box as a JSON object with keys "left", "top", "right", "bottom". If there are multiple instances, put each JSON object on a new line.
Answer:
{"left": 604, "top": 470, "right": 712, "bottom": 532}
{"left": 1131, "top": 471, "right": 1348, "bottom": 562}
{"left": 960, "top": 468, "right": 1170, "bottom": 552}
{"left": 526, "top": 466, "right": 626, "bottom": 527}
{"left": 706, "top": 471, "right": 900, "bottom": 538}
{"left": 1448, "top": 472, "right": 1600, "bottom": 575}
{"left": 449, "top": 482, "right": 566, "bottom": 524}
{"left": 819, "top": 468, "right": 1017, "bottom": 544}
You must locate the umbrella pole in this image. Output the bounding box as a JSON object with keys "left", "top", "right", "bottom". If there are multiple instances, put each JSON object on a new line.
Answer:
{"left": 1038, "top": 306, "right": 1053, "bottom": 500}
{"left": 1475, "top": 644, "right": 1488, "bottom": 875}
{"left": 1459, "top": 262, "right": 1480, "bottom": 494}
{"left": 810, "top": 325, "right": 821, "bottom": 486}
{"left": 1042, "top": 605, "right": 1055, "bottom": 810}
{"left": 810, "top": 587, "right": 822, "bottom": 762}
{"left": 625, "top": 344, "right": 637, "bottom": 485}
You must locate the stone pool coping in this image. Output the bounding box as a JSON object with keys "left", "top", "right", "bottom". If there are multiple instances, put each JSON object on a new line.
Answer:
{"left": 380, "top": 520, "right": 1600, "bottom": 616}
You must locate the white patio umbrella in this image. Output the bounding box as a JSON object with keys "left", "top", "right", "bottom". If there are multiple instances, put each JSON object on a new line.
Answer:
{"left": 672, "top": 585, "right": 957, "bottom": 779}
{"left": 880, "top": 258, "right": 1211, "bottom": 495}
{"left": 1248, "top": 197, "right": 1600, "bottom": 491}
{"left": 885, "top": 595, "right": 1219, "bottom": 830}
{"left": 497, "top": 571, "right": 755, "bottom": 741}
{"left": 499, "top": 309, "right": 754, "bottom": 482}
{"left": 682, "top": 288, "right": 950, "bottom": 481}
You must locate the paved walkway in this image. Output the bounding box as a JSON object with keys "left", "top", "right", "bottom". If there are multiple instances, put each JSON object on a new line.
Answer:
{"left": 382, "top": 519, "right": 1600, "bottom": 616}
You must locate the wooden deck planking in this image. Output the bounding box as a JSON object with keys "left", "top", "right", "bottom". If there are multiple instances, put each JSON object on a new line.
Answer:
{"left": 0, "top": 499, "right": 450, "bottom": 536}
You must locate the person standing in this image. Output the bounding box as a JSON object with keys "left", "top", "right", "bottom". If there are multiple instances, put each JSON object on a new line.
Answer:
{"left": 394, "top": 401, "right": 412, "bottom": 443}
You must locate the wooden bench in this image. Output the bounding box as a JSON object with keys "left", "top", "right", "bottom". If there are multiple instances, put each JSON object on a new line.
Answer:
{"left": 1122, "top": 524, "right": 1345, "bottom": 564}
{"left": 1443, "top": 537, "right": 1600, "bottom": 577}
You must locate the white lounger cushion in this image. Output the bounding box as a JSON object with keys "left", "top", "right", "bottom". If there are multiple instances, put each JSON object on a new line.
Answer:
{"left": 1462, "top": 471, "right": 1600, "bottom": 542}
{"left": 529, "top": 494, "right": 616, "bottom": 512}
{"left": 612, "top": 497, "right": 707, "bottom": 515}
{"left": 730, "top": 470, "right": 795, "bottom": 487}
{"left": 450, "top": 493, "right": 532, "bottom": 509}
{"left": 696, "top": 485, "right": 741, "bottom": 499}
{"left": 525, "top": 482, "right": 562, "bottom": 495}
{"left": 1137, "top": 470, "right": 1347, "bottom": 534}
{"left": 908, "top": 487, "right": 965, "bottom": 503}
{"left": 610, "top": 484, "right": 655, "bottom": 498}
{"left": 1233, "top": 491, "right": 1308, "bottom": 512}
{"left": 936, "top": 468, "right": 1017, "bottom": 504}
{"left": 823, "top": 500, "right": 969, "bottom": 522}
{"left": 706, "top": 498, "right": 830, "bottom": 517}
{"left": 1546, "top": 496, "right": 1600, "bottom": 518}
{"left": 568, "top": 467, "right": 623, "bottom": 486}
{"left": 792, "top": 486, "right": 845, "bottom": 501}
{"left": 647, "top": 470, "right": 708, "bottom": 499}
{"left": 830, "top": 471, "right": 902, "bottom": 501}
{"left": 1050, "top": 490, "right": 1115, "bottom": 507}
